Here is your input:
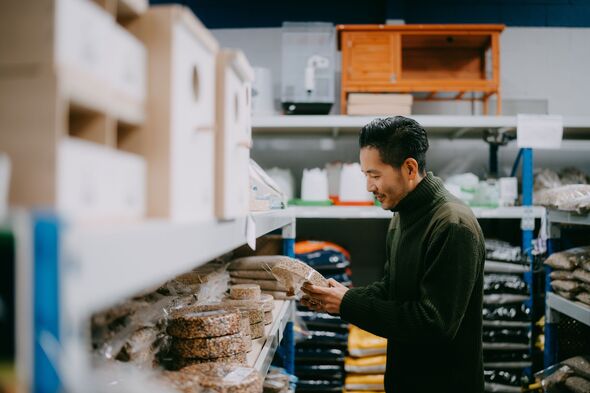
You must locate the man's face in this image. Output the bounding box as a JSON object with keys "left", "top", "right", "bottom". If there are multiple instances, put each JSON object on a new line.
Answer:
{"left": 360, "top": 147, "right": 411, "bottom": 210}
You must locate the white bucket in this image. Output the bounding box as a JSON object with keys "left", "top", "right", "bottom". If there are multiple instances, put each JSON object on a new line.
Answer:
{"left": 339, "top": 163, "right": 373, "bottom": 203}
{"left": 301, "top": 168, "right": 329, "bottom": 201}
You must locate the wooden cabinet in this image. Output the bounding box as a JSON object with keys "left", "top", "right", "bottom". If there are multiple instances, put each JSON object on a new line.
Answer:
{"left": 338, "top": 24, "right": 504, "bottom": 115}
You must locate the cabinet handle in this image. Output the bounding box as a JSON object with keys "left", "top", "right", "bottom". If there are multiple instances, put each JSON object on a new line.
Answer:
{"left": 390, "top": 73, "right": 397, "bottom": 83}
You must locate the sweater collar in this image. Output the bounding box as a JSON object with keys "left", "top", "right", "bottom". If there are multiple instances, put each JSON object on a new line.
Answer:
{"left": 391, "top": 172, "right": 446, "bottom": 219}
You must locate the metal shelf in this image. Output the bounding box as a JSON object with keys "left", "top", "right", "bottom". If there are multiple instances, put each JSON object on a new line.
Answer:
{"left": 547, "top": 292, "right": 590, "bottom": 327}
{"left": 253, "top": 115, "right": 590, "bottom": 139}
{"left": 290, "top": 206, "right": 544, "bottom": 220}
{"left": 292, "top": 206, "right": 392, "bottom": 219}
{"left": 472, "top": 206, "right": 545, "bottom": 219}
{"left": 547, "top": 209, "right": 590, "bottom": 226}
{"left": 248, "top": 300, "right": 294, "bottom": 376}
{"left": 61, "top": 209, "right": 294, "bottom": 317}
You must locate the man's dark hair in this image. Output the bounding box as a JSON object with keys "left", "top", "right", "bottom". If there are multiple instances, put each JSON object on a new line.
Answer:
{"left": 359, "top": 116, "right": 429, "bottom": 173}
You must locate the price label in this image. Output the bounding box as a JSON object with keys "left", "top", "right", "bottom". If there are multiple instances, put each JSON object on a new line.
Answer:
{"left": 246, "top": 214, "right": 256, "bottom": 250}
{"left": 521, "top": 207, "right": 535, "bottom": 231}
{"left": 517, "top": 114, "right": 563, "bottom": 149}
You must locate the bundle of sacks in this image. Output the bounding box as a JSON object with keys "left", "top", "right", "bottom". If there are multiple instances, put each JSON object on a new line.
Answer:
{"left": 545, "top": 246, "right": 590, "bottom": 305}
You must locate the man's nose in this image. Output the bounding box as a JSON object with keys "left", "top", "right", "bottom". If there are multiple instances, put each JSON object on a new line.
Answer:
{"left": 367, "top": 179, "right": 376, "bottom": 193}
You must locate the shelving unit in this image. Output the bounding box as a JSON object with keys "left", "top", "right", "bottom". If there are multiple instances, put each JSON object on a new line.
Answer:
{"left": 248, "top": 300, "right": 296, "bottom": 375}
{"left": 62, "top": 209, "right": 294, "bottom": 315}
{"left": 291, "top": 205, "right": 545, "bottom": 220}
{"left": 252, "top": 115, "right": 590, "bottom": 139}
{"left": 546, "top": 292, "right": 590, "bottom": 327}
{"left": 13, "top": 209, "right": 296, "bottom": 393}
{"left": 544, "top": 208, "right": 590, "bottom": 367}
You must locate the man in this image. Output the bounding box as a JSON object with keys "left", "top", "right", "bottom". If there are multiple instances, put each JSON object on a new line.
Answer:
{"left": 302, "top": 116, "right": 486, "bottom": 393}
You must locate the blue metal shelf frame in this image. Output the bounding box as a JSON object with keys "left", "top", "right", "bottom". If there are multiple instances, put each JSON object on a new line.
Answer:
{"left": 29, "top": 212, "right": 297, "bottom": 392}
{"left": 279, "top": 230, "right": 296, "bottom": 374}
{"left": 543, "top": 211, "right": 590, "bottom": 367}
{"left": 32, "top": 212, "right": 61, "bottom": 393}
{"left": 520, "top": 148, "right": 535, "bottom": 378}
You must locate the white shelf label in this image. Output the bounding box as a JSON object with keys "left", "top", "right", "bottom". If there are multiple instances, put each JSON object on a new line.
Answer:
{"left": 246, "top": 214, "right": 256, "bottom": 250}
{"left": 521, "top": 206, "right": 535, "bottom": 231}
{"left": 517, "top": 114, "right": 563, "bottom": 149}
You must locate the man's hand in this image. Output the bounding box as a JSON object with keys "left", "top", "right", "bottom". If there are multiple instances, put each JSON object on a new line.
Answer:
{"left": 300, "top": 278, "right": 349, "bottom": 314}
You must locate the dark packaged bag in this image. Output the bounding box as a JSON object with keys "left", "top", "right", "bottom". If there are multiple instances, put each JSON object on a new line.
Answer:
{"left": 483, "top": 303, "right": 531, "bottom": 322}
{"left": 483, "top": 327, "right": 531, "bottom": 345}
{"left": 484, "top": 274, "right": 529, "bottom": 295}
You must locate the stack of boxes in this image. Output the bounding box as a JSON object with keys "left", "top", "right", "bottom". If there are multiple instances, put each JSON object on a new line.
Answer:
{"left": 0, "top": 2, "right": 254, "bottom": 224}
{"left": 346, "top": 93, "right": 413, "bottom": 116}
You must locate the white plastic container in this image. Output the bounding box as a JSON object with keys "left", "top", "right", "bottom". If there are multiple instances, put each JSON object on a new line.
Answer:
{"left": 252, "top": 67, "right": 275, "bottom": 115}
{"left": 266, "top": 168, "right": 295, "bottom": 201}
{"left": 325, "top": 161, "right": 343, "bottom": 198}
{"left": 339, "top": 163, "right": 373, "bottom": 203}
{"left": 499, "top": 177, "right": 518, "bottom": 207}
{"left": 216, "top": 49, "right": 255, "bottom": 219}
{"left": 301, "top": 168, "right": 329, "bottom": 202}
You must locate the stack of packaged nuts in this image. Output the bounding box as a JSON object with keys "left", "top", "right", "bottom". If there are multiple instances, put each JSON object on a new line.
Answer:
{"left": 167, "top": 307, "right": 248, "bottom": 369}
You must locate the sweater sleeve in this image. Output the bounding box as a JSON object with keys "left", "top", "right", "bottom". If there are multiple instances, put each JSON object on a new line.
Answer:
{"left": 340, "top": 222, "right": 482, "bottom": 342}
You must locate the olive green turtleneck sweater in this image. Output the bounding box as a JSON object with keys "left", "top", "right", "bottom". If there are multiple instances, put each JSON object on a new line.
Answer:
{"left": 341, "top": 173, "right": 486, "bottom": 393}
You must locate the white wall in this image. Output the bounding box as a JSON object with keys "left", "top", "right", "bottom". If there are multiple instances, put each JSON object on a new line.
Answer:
{"left": 212, "top": 27, "right": 590, "bottom": 196}
{"left": 212, "top": 27, "right": 590, "bottom": 116}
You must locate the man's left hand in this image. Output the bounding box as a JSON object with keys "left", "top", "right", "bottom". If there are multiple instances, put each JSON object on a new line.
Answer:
{"left": 301, "top": 278, "right": 349, "bottom": 314}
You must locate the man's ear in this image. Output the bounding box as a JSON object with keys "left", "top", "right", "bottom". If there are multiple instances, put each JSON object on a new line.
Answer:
{"left": 403, "top": 158, "right": 419, "bottom": 180}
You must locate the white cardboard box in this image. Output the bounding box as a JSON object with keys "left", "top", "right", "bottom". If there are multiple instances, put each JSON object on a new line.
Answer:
{"left": 57, "top": 137, "right": 146, "bottom": 222}
{"left": 215, "top": 49, "right": 254, "bottom": 219}
{"left": 128, "top": 5, "right": 219, "bottom": 222}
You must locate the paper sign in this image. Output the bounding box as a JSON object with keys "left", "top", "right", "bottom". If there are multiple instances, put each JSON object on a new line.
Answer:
{"left": 517, "top": 114, "right": 563, "bottom": 149}
{"left": 246, "top": 214, "right": 256, "bottom": 250}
